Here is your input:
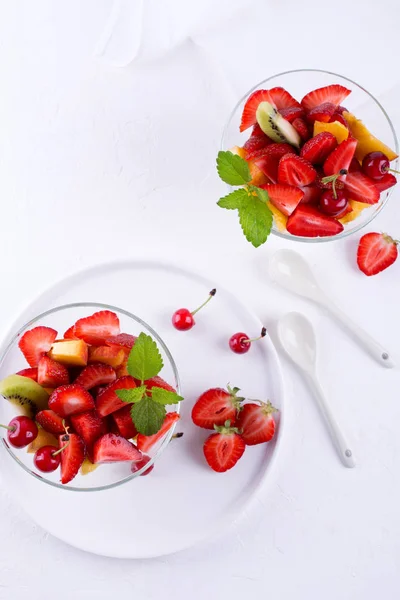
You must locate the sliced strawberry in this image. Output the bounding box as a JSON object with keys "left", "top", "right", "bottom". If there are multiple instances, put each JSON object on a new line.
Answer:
{"left": 349, "top": 157, "right": 362, "bottom": 172}
{"left": 130, "top": 454, "right": 154, "bottom": 476}
{"left": 236, "top": 401, "right": 277, "bottom": 445}
{"left": 137, "top": 412, "right": 180, "bottom": 453}
{"left": 63, "top": 326, "right": 78, "bottom": 340}
{"left": 70, "top": 410, "right": 107, "bottom": 453}
{"left": 260, "top": 183, "right": 304, "bottom": 216}
{"left": 307, "top": 102, "right": 337, "bottom": 123}
{"left": 143, "top": 376, "right": 176, "bottom": 393}
{"left": 88, "top": 345, "right": 125, "bottom": 368}
{"left": 278, "top": 154, "right": 317, "bottom": 187}
{"left": 279, "top": 106, "right": 304, "bottom": 123}
{"left": 37, "top": 356, "right": 70, "bottom": 387}
{"left": 329, "top": 112, "right": 348, "bottom": 128}
{"left": 266, "top": 87, "right": 301, "bottom": 110}
{"left": 300, "top": 185, "right": 322, "bottom": 205}
{"left": 16, "top": 367, "right": 38, "bottom": 381}
{"left": 301, "top": 84, "right": 351, "bottom": 111}
{"left": 59, "top": 432, "right": 85, "bottom": 484}
{"left": 357, "top": 232, "right": 398, "bottom": 276}
{"left": 286, "top": 205, "right": 344, "bottom": 237}
{"left": 344, "top": 171, "right": 380, "bottom": 204}
{"left": 374, "top": 172, "right": 397, "bottom": 193}
{"left": 292, "top": 117, "right": 311, "bottom": 142}
{"left": 240, "top": 90, "right": 274, "bottom": 132}
{"left": 18, "top": 326, "right": 58, "bottom": 367}
{"left": 243, "top": 123, "right": 272, "bottom": 155}
{"left": 252, "top": 143, "right": 296, "bottom": 183}
{"left": 105, "top": 333, "right": 137, "bottom": 352}
{"left": 192, "top": 386, "right": 242, "bottom": 430}
{"left": 300, "top": 132, "right": 337, "bottom": 165}
{"left": 96, "top": 376, "right": 136, "bottom": 417}
{"left": 203, "top": 423, "right": 245, "bottom": 472}
{"left": 92, "top": 433, "right": 142, "bottom": 464}
{"left": 49, "top": 384, "right": 95, "bottom": 417}
{"left": 73, "top": 310, "right": 120, "bottom": 346}
{"left": 112, "top": 405, "right": 137, "bottom": 439}
{"left": 323, "top": 137, "right": 358, "bottom": 176}
{"left": 75, "top": 364, "right": 116, "bottom": 390}
{"left": 36, "top": 409, "right": 66, "bottom": 434}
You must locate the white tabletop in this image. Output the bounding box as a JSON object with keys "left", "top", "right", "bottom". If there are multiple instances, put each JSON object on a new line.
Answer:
{"left": 1, "top": 1, "right": 400, "bottom": 598}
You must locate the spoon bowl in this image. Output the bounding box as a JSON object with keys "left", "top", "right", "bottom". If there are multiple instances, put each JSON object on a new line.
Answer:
{"left": 277, "top": 312, "right": 317, "bottom": 373}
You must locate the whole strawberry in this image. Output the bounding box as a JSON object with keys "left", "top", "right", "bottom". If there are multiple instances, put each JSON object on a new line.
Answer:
{"left": 191, "top": 385, "right": 243, "bottom": 429}
{"left": 203, "top": 421, "right": 245, "bottom": 472}
{"left": 236, "top": 401, "right": 277, "bottom": 446}
{"left": 357, "top": 232, "right": 398, "bottom": 276}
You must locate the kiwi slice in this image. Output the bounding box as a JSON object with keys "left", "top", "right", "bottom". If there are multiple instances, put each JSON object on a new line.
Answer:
{"left": 0, "top": 374, "right": 49, "bottom": 417}
{"left": 256, "top": 101, "right": 301, "bottom": 148}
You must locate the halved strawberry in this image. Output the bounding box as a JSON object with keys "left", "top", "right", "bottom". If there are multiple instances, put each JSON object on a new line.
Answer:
{"left": 236, "top": 401, "right": 277, "bottom": 445}
{"left": 70, "top": 410, "right": 107, "bottom": 453}
{"left": 192, "top": 386, "right": 242, "bottom": 430}
{"left": 243, "top": 123, "right": 272, "bottom": 155}
{"left": 374, "top": 172, "right": 397, "bottom": 193}
{"left": 260, "top": 183, "right": 304, "bottom": 216}
{"left": 16, "top": 367, "right": 38, "bottom": 381}
{"left": 96, "top": 376, "right": 136, "bottom": 417}
{"left": 37, "top": 356, "right": 70, "bottom": 387}
{"left": 357, "top": 232, "right": 398, "bottom": 276}
{"left": 300, "top": 132, "right": 337, "bottom": 165}
{"left": 105, "top": 333, "right": 137, "bottom": 352}
{"left": 292, "top": 117, "right": 311, "bottom": 142}
{"left": 278, "top": 154, "right": 317, "bottom": 187}
{"left": 252, "top": 143, "right": 296, "bottom": 182}
{"left": 49, "top": 384, "right": 95, "bottom": 417}
{"left": 349, "top": 157, "right": 362, "bottom": 172}
{"left": 143, "top": 376, "right": 176, "bottom": 393}
{"left": 75, "top": 364, "right": 116, "bottom": 390}
{"left": 323, "top": 137, "right": 358, "bottom": 176}
{"left": 279, "top": 106, "right": 304, "bottom": 123}
{"left": 286, "top": 205, "right": 344, "bottom": 237}
{"left": 307, "top": 102, "right": 337, "bottom": 123}
{"left": 240, "top": 88, "right": 300, "bottom": 132}
{"left": 36, "top": 409, "right": 66, "bottom": 434}
{"left": 300, "top": 185, "right": 322, "bottom": 205}
{"left": 329, "top": 112, "right": 348, "bottom": 128}
{"left": 59, "top": 432, "right": 85, "bottom": 484}
{"left": 203, "top": 423, "right": 245, "bottom": 473}
{"left": 112, "top": 405, "right": 137, "bottom": 439}
{"left": 130, "top": 454, "right": 154, "bottom": 476}
{"left": 301, "top": 84, "right": 351, "bottom": 111}
{"left": 18, "top": 326, "right": 58, "bottom": 367}
{"left": 344, "top": 171, "right": 380, "bottom": 204}
{"left": 136, "top": 412, "right": 180, "bottom": 452}
{"left": 88, "top": 345, "right": 125, "bottom": 368}
{"left": 73, "top": 310, "right": 120, "bottom": 346}
{"left": 266, "top": 87, "right": 301, "bottom": 110}
{"left": 92, "top": 433, "right": 142, "bottom": 464}
{"left": 64, "top": 326, "right": 78, "bottom": 340}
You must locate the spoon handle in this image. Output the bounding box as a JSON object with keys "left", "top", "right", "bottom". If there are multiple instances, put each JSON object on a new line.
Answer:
{"left": 308, "top": 373, "right": 355, "bottom": 468}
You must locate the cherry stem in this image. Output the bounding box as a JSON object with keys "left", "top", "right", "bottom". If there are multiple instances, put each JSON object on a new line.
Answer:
{"left": 244, "top": 327, "right": 267, "bottom": 345}
{"left": 387, "top": 168, "right": 400, "bottom": 175}
{"left": 52, "top": 437, "right": 71, "bottom": 456}
{"left": 191, "top": 288, "right": 217, "bottom": 316}
{"left": 321, "top": 169, "right": 347, "bottom": 201}
{"left": 172, "top": 432, "right": 184, "bottom": 440}
{"left": 0, "top": 424, "right": 15, "bottom": 432}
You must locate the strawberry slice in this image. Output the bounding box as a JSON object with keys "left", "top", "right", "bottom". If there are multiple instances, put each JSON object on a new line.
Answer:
{"left": 16, "top": 367, "right": 38, "bottom": 381}
{"left": 260, "top": 183, "right": 304, "bottom": 216}
{"left": 130, "top": 455, "right": 154, "bottom": 476}
{"left": 192, "top": 386, "right": 242, "bottom": 429}
{"left": 37, "top": 356, "right": 70, "bottom": 387}
{"left": 203, "top": 422, "right": 245, "bottom": 472}
{"left": 286, "top": 205, "right": 344, "bottom": 237}
{"left": 59, "top": 432, "right": 85, "bottom": 484}
{"left": 323, "top": 137, "right": 358, "bottom": 176}
{"left": 307, "top": 102, "right": 337, "bottom": 123}
{"left": 112, "top": 405, "right": 137, "bottom": 439}
{"left": 137, "top": 412, "right": 180, "bottom": 453}
{"left": 75, "top": 364, "right": 116, "bottom": 390}
{"left": 18, "top": 326, "right": 58, "bottom": 367}
{"left": 36, "top": 409, "right": 66, "bottom": 434}
{"left": 88, "top": 345, "right": 125, "bottom": 368}
{"left": 266, "top": 87, "right": 301, "bottom": 110}
{"left": 105, "top": 333, "right": 137, "bottom": 352}
{"left": 240, "top": 88, "right": 300, "bottom": 132}
{"left": 278, "top": 154, "right": 317, "bottom": 187}
{"left": 374, "top": 172, "right": 397, "bottom": 193}
{"left": 301, "top": 84, "right": 351, "bottom": 111}
{"left": 329, "top": 112, "right": 348, "bottom": 128}
{"left": 243, "top": 123, "right": 272, "bottom": 155}
{"left": 63, "top": 326, "right": 78, "bottom": 340}
{"left": 300, "top": 132, "right": 337, "bottom": 165}
{"left": 73, "top": 310, "right": 120, "bottom": 346}
{"left": 49, "top": 384, "right": 95, "bottom": 417}
{"left": 70, "top": 410, "right": 107, "bottom": 453}
{"left": 292, "top": 117, "right": 311, "bottom": 142}
{"left": 300, "top": 185, "right": 322, "bottom": 205}
{"left": 357, "top": 232, "right": 398, "bottom": 276}
{"left": 143, "top": 375, "right": 176, "bottom": 393}
{"left": 279, "top": 106, "right": 304, "bottom": 123}
{"left": 96, "top": 376, "right": 136, "bottom": 417}
{"left": 344, "top": 171, "right": 380, "bottom": 204}
{"left": 92, "top": 433, "right": 142, "bottom": 463}
{"left": 236, "top": 401, "right": 277, "bottom": 445}
{"left": 252, "top": 143, "right": 296, "bottom": 182}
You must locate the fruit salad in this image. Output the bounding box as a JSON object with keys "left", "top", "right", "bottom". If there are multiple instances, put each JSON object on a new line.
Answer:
{"left": 217, "top": 84, "right": 398, "bottom": 243}
{"left": 0, "top": 310, "right": 183, "bottom": 485}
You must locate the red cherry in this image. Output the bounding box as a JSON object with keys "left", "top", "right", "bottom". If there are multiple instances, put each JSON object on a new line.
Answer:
{"left": 362, "top": 151, "right": 400, "bottom": 181}
{"left": 229, "top": 327, "right": 267, "bottom": 354}
{"left": 172, "top": 289, "right": 216, "bottom": 331}
{"left": 131, "top": 454, "right": 154, "bottom": 476}
{"left": 0, "top": 416, "right": 38, "bottom": 448}
{"left": 319, "top": 189, "right": 348, "bottom": 216}
{"left": 34, "top": 445, "right": 61, "bottom": 472}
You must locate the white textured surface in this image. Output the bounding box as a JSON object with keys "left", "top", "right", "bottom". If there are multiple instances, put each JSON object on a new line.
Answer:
{"left": 0, "top": 1, "right": 400, "bottom": 598}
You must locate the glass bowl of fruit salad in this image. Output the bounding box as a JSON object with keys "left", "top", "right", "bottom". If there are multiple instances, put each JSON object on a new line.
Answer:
{"left": 0, "top": 303, "right": 182, "bottom": 492}
{"left": 220, "top": 69, "right": 399, "bottom": 244}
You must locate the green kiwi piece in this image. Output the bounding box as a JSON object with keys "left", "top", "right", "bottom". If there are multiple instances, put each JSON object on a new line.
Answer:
{"left": 256, "top": 101, "right": 301, "bottom": 148}
{"left": 0, "top": 374, "right": 49, "bottom": 417}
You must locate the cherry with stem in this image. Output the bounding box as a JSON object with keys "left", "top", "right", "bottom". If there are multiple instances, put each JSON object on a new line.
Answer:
{"left": 172, "top": 289, "right": 217, "bottom": 331}
{"left": 229, "top": 327, "right": 267, "bottom": 354}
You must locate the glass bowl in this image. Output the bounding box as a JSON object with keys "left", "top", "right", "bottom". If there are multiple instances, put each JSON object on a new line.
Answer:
{"left": 0, "top": 302, "right": 181, "bottom": 492}
{"left": 221, "top": 69, "right": 399, "bottom": 243}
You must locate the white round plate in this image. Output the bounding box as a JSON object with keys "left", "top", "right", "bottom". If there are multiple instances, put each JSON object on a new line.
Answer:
{"left": 0, "top": 261, "right": 284, "bottom": 558}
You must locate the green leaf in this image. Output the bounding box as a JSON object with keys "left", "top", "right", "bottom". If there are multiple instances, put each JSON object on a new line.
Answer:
{"left": 253, "top": 185, "right": 269, "bottom": 203}
{"left": 217, "top": 188, "right": 249, "bottom": 210}
{"left": 127, "top": 332, "right": 163, "bottom": 382}
{"left": 238, "top": 196, "right": 273, "bottom": 248}
{"left": 151, "top": 387, "right": 184, "bottom": 406}
{"left": 216, "top": 151, "right": 251, "bottom": 186}
{"left": 130, "top": 396, "right": 166, "bottom": 435}
{"left": 115, "top": 386, "right": 146, "bottom": 404}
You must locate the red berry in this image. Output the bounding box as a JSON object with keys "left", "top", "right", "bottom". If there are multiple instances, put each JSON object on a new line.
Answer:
{"left": 172, "top": 289, "right": 216, "bottom": 331}
{"left": 229, "top": 327, "right": 267, "bottom": 354}
{"left": 131, "top": 454, "right": 154, "bottom": 476}
{"left": 2, "top": 416, "right": 38, "bottom": 448}
{"left": 34, "top": 445, "right": 61, "bottom": 472}
{"left": 362, "top": 151, "right": 391, "bottom": 180}
{"left": 319, "top": 189, "right": 348, "bottom": 216}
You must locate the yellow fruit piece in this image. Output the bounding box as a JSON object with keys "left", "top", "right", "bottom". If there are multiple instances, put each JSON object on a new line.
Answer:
{"left": 229, "top": 145, "right": 269, "bottom": 186}
{"left": 230, "top": 145, "right": 247, "bottom": 159}
{"left": 343, "top": 112, "right": 398, "bottom": 162}
{"left": 267, "top": 200, "right": 287, "bottom": 232}
{"left": 339, "top": 200, "right": 371, "bottom": 224}
{"left": 27, "top": 427, "right": 58, "bottom": 453}
{"left": 48, "top": 339, "right": 88, "bottom": 367}
{"left": 313, "top": 120, "right": 349, "bottom": 144}
{"left": 81, "top": 458, "right": 98, "bottom": 476}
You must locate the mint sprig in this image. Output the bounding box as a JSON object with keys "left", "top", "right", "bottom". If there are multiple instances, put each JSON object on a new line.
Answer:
{"left": 131, "top": 396, "right": 166, "bottom": 436}
{"left": 217, "top": 151, "right": 251, "bottom": 185}
{"left": 127, "top": 332, "right": 163, "bottom": 383}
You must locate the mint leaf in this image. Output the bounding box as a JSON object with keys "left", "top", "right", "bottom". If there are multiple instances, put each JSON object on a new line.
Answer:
{"left": 151, "top": 387, "right": 184, "bottom": 406}
{"left": 116, "top": 386, "right": 146, "bottom": 403}
{"left": 217, "top": 188, "right": 249, "bottom": 210}
{"left": 127, "top": 332, "right": 163, "bottom": 382}
{"left": 131, "top": 396, "right": 166, "bottom": 435}
{"left": 238, "top": 196, "right": 273, "bottom": 248}
{"left": 253, "top": 185, "right": 269, "bottom": 203}
{"left": 217, "top": 151, "right": 251, "bottom": 186}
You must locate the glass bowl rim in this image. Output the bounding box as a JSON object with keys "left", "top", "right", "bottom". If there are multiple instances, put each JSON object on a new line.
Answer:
{"left": 221, "top": 68, "right": 399, "bottom": 243}
{"left": 0, "top": 301, "right": 181, "bottom": 492}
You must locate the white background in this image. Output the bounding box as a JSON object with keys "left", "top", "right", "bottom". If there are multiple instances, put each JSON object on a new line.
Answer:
{"left": 0, "top": 1, "right": 400, "bottom": 598}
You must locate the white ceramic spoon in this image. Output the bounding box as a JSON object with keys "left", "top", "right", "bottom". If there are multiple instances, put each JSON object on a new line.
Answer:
{"left": 277, "top": 312, "right": 355, "bottom": 468}
{"left": 269, "top": 249, "right": 394, "bottom": 369}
